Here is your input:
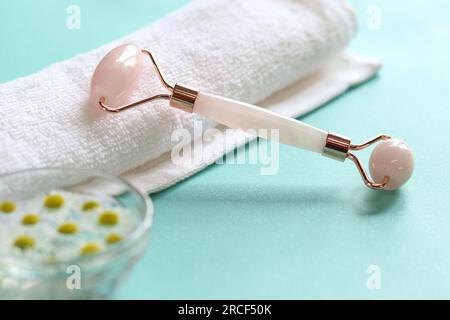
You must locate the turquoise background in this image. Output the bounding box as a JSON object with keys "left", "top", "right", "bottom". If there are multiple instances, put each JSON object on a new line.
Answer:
{"left": 1, "top": 0, "right": 449, "bottom": 299}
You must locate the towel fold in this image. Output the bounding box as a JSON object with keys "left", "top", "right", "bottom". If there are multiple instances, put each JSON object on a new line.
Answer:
{"left": 0, "top": 0, "right": 381, "bottom": 193}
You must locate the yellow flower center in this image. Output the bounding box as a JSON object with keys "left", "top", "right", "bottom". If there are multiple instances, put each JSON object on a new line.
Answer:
{"left": 44, "top": 195, "right": 65, "bottom": 209}
{"left": 14, "top": 235, "right": 35, "bottom": 251}
{"left": 82, "top": 201, "right": 100, "bottom": 211}
{"left": 21, "top": 214, "right": 40, "bottom": 226}
{"left": 58, "top": 222, "right": 78, "bottom": 235}
{"left": 80, "top": 243, "right": 101, "bottom": 255}
{"left": 106, "top": 233, "right": 123, "bottom": 244}
{"left": 1, "top": 201, "right": 16, "bottom": 214}
{"left": 98, "top": 211, "right": 119, "bottom": 226}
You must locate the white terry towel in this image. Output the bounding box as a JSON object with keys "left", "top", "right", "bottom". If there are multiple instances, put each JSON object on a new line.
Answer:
{"left": 0, "top": 0, "right": 381, "bottom": 193}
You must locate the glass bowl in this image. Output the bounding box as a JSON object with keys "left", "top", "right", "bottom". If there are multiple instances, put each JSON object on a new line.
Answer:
{"left": 0, "top": 168, "right": 153, "bottom": 299}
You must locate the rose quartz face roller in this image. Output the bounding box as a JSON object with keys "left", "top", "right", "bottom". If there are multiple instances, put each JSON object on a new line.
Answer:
{"left": 90, "top": 44, "right": 414, "bottom": 190}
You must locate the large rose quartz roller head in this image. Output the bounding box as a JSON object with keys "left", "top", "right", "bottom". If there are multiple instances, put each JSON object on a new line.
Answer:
{"left": 90, "top": 43, "right": 173, "bottom": 112}
{"left": 90, "top": 44, "right": 144, "bottom": 109}
{"left": 90, "top": 44, "right": 415, "bottom": 191}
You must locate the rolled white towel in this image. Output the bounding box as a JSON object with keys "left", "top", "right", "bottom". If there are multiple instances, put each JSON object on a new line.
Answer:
{"left": 0, "top": 0, "right": 381, "bottom": 192}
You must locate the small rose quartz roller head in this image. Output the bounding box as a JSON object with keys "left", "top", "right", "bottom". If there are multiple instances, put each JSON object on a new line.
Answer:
{"left": 90, "top": 44, "right": 414, "bottom": 191}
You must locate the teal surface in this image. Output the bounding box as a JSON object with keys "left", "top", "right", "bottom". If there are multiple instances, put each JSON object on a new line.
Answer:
{"left": 1, "top": 1, "right": 449, "bottom": 299}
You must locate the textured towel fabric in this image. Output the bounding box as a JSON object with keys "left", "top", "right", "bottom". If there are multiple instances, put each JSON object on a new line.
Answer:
{"left": 0, "top": 0, "right": 381, "bottom": 193}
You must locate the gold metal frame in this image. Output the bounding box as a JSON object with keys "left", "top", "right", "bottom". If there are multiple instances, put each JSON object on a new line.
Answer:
{"left": 323, "top": 133, "right": 391, "bottom": 190}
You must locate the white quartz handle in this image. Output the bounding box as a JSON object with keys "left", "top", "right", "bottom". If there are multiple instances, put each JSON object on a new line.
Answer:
{"left": 193, "top": 92, "right": 328, "bottom": 153}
